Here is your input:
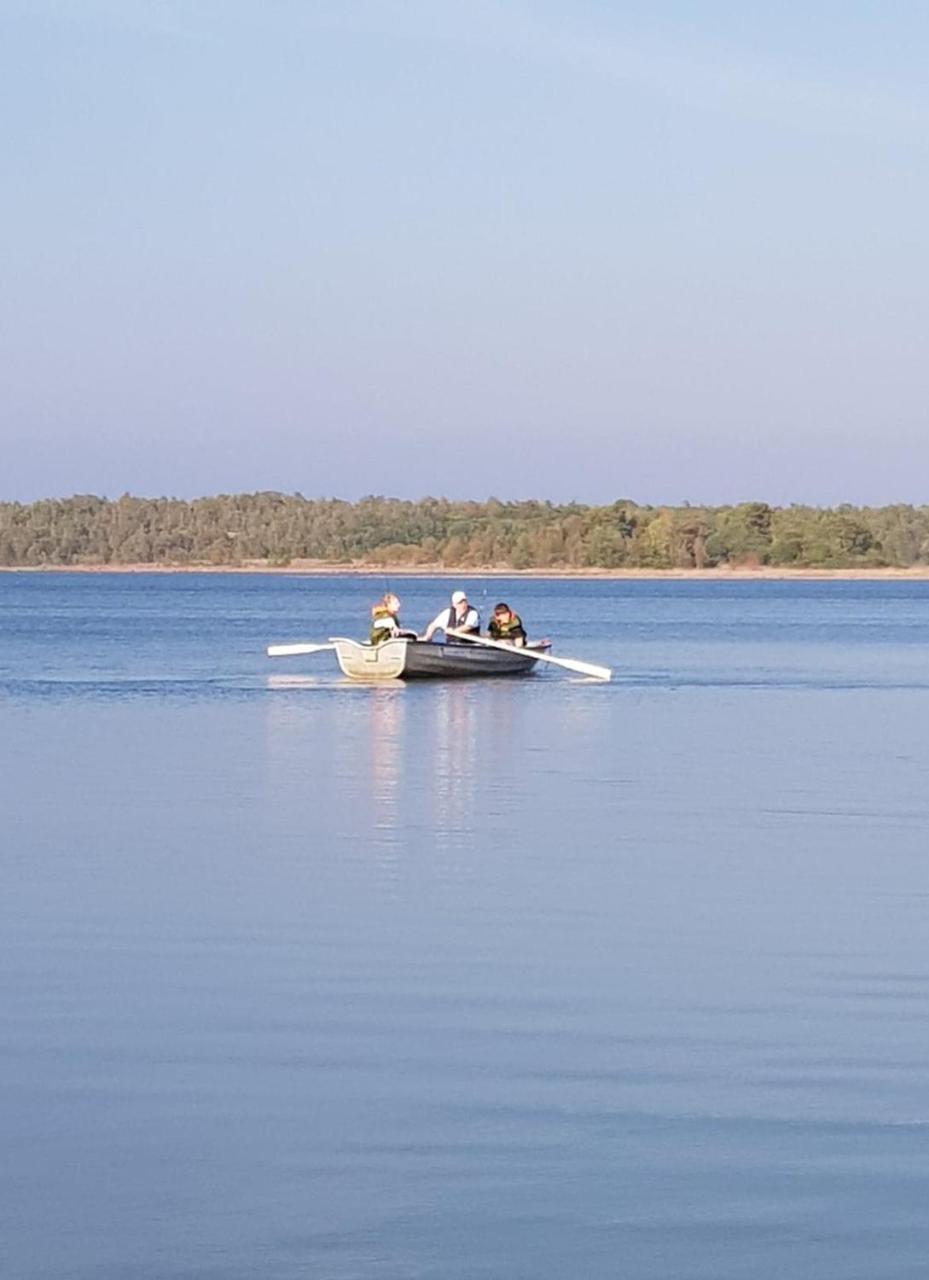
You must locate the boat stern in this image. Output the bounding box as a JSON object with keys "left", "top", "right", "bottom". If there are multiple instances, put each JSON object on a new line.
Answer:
{"left": 329, "top": 637, "right": 408, "bottom": 680}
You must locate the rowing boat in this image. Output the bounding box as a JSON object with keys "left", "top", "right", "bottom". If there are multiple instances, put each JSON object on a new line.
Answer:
{"left": 267, "top": 634, "right": 610, "bottom": 681}
{"left": 329, "top": 637, "right": 551, "bottom": 680}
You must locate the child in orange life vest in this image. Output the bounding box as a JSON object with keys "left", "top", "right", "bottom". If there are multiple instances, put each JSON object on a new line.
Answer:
{"left": 369, "top": 593, "right": 416, "bottom": 645}
{"left": 488, "top": 602, "right": 527, "bottom": 646}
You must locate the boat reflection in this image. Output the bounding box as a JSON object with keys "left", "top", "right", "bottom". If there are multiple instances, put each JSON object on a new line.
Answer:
{"left": 366, "top": 684, "right": 406, "bottom": 872}
{"left": 262, "top": 674, "right": 533, "bottom": 879}
{"left": 430, "top": 681, "right": 479, "bottom": 841}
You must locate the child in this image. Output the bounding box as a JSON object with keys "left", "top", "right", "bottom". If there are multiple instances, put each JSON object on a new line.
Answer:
{"left": 369, "top": 593, "right": 405, "bottom": 645}
{"left": 488, "top": 602, "right": 527, "bottom": 646}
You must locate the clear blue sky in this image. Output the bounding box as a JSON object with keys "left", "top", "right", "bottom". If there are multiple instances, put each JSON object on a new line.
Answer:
{"left": 3, "top": 1, "right": 927, "bottom": 505}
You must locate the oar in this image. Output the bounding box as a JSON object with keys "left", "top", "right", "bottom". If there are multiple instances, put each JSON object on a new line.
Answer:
{"left": 450, "top": 630, "right": 611, "bottom": 681}
{"left": 267, "top": 642, "right": 336, "bottom": 658}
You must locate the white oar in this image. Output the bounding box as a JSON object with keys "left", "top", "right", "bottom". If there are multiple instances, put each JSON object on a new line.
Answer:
{"left": 451, "top": 630, "right": 611, "bottom": 681}
{"left": 267, "top": 642, "right": 336, "bottom": 658}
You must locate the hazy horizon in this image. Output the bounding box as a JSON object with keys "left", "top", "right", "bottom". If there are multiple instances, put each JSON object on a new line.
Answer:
{"left": 4, "top": 2, "right": 928, "bottom": 506}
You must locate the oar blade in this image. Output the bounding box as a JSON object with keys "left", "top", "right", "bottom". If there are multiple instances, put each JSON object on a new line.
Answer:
{"left": 546, "top": 655, "right": 612, "bottom": 681}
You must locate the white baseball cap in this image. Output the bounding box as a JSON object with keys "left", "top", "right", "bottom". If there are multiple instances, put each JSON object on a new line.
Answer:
{"left": 451, "top": 590, "right": 467, "bottom": 605}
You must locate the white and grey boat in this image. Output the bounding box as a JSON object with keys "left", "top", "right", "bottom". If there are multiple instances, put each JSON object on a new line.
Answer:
{"left": 267, "top": 634, "right": 609, "bottom": 682}
{"left": 329, "top": 636, "right": 552, "bottom": 681}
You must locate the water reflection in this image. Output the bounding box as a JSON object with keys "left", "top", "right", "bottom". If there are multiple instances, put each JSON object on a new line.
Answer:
{"left": 264, "top": 673, "right": 327, "bottom": 691}
{"left": 262, "top": 676, "right": 502, "bottom": 877}
{"left": 367, "top": 685, "right": 406, "bottom": 872}
{"left": 430, "top": 681, "right": 479, "bottom": 840}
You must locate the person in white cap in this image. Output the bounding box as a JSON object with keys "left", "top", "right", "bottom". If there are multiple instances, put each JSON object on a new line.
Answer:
{"left": 421, "top": 589, "right": 481, "bottom": 642}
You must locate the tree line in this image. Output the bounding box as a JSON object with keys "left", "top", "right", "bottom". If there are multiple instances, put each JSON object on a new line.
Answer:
{"left": 2, "top": 493, "right": 928, "bottom": 569}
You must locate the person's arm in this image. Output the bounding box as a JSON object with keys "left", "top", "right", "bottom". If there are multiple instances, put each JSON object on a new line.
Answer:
{"left": 421, "top": 610, "right": 445, "bottom": 642}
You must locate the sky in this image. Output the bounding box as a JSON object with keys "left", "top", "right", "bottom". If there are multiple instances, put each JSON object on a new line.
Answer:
{"left": 2, "top": 0, "right": 928, "bottom": 506}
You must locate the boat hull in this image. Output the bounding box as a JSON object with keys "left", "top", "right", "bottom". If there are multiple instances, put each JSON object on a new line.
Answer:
{"left": 329, "top": 638, "right": 549, "bottom": 680}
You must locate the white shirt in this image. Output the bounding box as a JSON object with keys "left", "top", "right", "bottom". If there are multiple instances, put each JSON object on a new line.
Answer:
{"left": 425, "top": 604, "right": 480, "bottom": 638}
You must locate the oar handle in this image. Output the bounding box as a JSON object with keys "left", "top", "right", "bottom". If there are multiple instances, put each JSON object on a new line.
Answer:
{"left": 267, "top": 643, "right": 335, "bottom": 657}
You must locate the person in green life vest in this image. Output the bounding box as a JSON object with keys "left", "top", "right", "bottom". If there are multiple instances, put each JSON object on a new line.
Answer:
{"left": 488, "top": 602, "right": 527, "bottom": 646}
{"left": 369, "top": 593, "right": 416, "bottom": 645}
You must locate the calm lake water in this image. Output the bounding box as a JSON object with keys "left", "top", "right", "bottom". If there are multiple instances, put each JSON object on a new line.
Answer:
{"left": 3, "top": 573, "right": 929, "bottom": 1280}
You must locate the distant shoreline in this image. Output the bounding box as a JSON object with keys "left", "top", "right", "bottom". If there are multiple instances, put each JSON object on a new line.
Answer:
{"left": 4, "top": 561, "right": 929, "bottom": 581}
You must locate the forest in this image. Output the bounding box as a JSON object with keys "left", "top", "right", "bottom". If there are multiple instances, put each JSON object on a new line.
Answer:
{"left": 2, "top": 493, "right": 929, "bottom": 570}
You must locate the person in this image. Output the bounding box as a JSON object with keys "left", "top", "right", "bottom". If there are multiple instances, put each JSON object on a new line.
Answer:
{"left": 488, "top": 602, "right": 527, "bottom": 646}
{"left": 421, "top": 589, "right": 480, "bottom": 642}
{"left": 369, "top": 593, "right": 416, "bottom": 645}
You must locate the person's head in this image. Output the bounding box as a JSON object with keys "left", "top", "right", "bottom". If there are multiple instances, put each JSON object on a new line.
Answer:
{"left": 373, "top": 592, "right": 400, "bottom": 616}
{"left": 451, "top": 589, "right": 467, "bottom": 610}
{"left": 493, "top": 602, "right": 512, "bottom": 622}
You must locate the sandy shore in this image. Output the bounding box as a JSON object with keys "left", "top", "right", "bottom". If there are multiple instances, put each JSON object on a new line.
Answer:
{"left": 4, "top": 561, "right": 929, "bottom": 580}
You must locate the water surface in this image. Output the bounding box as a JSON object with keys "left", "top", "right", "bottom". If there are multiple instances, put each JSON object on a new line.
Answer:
{"left": 2, "top": 574, "right": 929, "bottom": 1279}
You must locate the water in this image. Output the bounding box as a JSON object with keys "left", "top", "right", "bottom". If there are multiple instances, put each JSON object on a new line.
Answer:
{"left": 2, "top": 573, "right": 929, "bottom": 1279}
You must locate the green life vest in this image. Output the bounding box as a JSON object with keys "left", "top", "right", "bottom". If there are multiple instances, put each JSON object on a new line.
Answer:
{"left": 370, "top": 605, "right": 399, "bottom": 645}
{"left": 489, "top": 612, "right": 525, "bottom": 641}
